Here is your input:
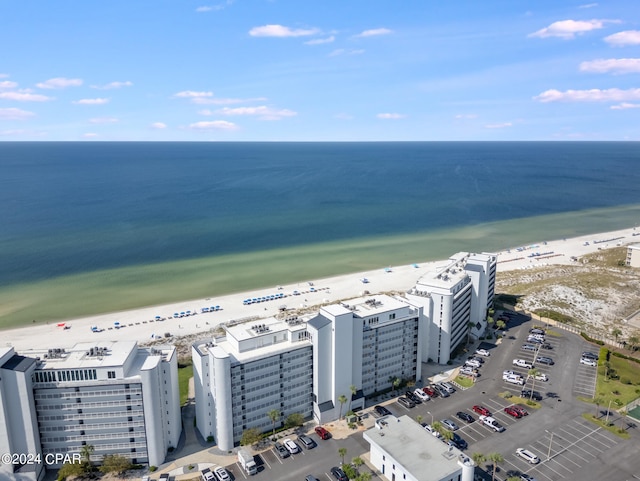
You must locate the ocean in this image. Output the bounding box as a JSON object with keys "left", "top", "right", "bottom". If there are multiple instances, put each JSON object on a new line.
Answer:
{"left": 1, "top": 141, "right": 640, "bottom": 328}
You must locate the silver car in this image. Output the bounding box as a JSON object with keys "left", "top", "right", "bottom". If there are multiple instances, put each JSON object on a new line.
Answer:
{"left": 441, "top": 418, "right": 459, "bottom": 431}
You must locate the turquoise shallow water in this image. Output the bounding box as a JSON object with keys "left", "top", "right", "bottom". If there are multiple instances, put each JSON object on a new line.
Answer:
{"left": 1, "top": 203, "right": 639, "bottom": 329}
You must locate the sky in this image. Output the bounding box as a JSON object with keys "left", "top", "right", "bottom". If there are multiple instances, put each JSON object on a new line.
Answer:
{"left": 0, "top": 0, "right": 639, "bottom": 141}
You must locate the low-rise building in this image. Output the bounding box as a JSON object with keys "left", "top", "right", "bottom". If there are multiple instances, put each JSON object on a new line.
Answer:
{"left": 363, "top": 415, "right": 475, "bottom": 481}
{"left": 626, "top": 243, "right": 640, "bottom": 267}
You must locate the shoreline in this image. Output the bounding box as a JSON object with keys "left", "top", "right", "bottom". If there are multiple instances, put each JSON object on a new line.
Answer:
{"left": 4, "top": 224, "right": 639, "bottom": 353}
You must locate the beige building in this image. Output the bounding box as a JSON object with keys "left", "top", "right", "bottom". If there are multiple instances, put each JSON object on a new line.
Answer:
{"left": 626, "top": 243, "right": 640, "bottom": 267}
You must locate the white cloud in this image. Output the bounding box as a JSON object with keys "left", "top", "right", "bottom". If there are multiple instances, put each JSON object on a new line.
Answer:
{"left": 216, "top": 106, "right": 297, "bottom": 120}
{"left": 89, "top": 117, "right": 119, "bottom": 124}
{"left": 196, "top": 0, "right": 233, "bottom": 12}
{"left": 0, "top": 107, "right": 36, "bottom": 120}
{"left": 529, "top": 19, "right": 615, "bottom": 39}
{"left": 355, "top": 28, "right": 393, "bottom": 38}
{"left": 579, "top": 3, "right": 598, "bottom": 8}
{"left": 198, "top": 109, "right": 213, "bottom": 116}
{"left": 36, "top": 77, "right": 83, "bottom": 89}
{"left": 0, "top": 73, "right": 9, "bottom": 78}
{"left": 535, "top": 88, "right": 640, "bottom": 102}
{"left": 73, "top": 98, "right": 110, "bottom": 105}
{"left": 249, "top": 24, "right": 319, "bottom": 38}
{"left": 455, "top": 114, "right": 478, "bottom": 119}
{"left": 192, "top": 96, "right": 268, "bottom": 105}
{"left": 376, "top": 113, "right": 405, "bottom": 119}
{"left": 610, "top": 102, "right": 640, "bottom": 110}
{"left": 151, "top": 122, "right": 167, "bottom": 129}
{"left": 82, "top": 133, "right": 99, "bottom": 138}
{"left": 579, "top": 58, "right": 640, "bottom": 74}
{"left": 485, "top": 122, "right": 513, "bottom": 129}
{"left": 196, "top": 6, "right": 213, "bottom": 12}
{"left": 305, "top": 36, "right": 335, "bottom": 45}
{"left": 0, "top": 91, "right": 52, "bottom": 102}
{"left": 91, "top": 81, "right": 133, "bottom": 90}
{"left": 188, "top": 120, "right": 238, "bottom": 131}
{"left": 174, "top": 91, "right": 214, "bottom": 99}
{"left": 0, "top": 80, "right": 18, "bottom": 89}
{"left": 328, "top": 48, "right": 365, "bottom": 57}
{"left": 604, "top": 30, "right": 640, "bottom": 46}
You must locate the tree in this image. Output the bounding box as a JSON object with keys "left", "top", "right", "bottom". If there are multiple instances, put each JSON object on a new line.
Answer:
{"left": 466, "top": 321, "right": 476, "bottom": 345}
{"left": 388, "top": 376, "right": 401, "bottom": 393}
{"left": 352, "top": 456, "right": 364, "bottom": 475}
{"left": 593, "top": 396, "right": 603, "bottom": 418}
{"left": 471, "top": 452, "right": 486, "bottom": 467}
{"left": 357, "top": 473, "right": 372, "bottom": 481}
{"left": 495, "top": 320, "right": 506, "bottom": 331}
{"left": 338, "top": 394, "right": 348, "bottom": 419}
{"left": 628, "top": 333, "right": 639, "bottom": 351}
{"left": 604, "top": 361, "right": 611, "bottom": 381}
{"left": 528, "top": 368, "right": 540, "bottom": 398}
{"left": 432, "top": 421, "right": 453, "bottom": 442}
{"left": 268, "top": 409, "right": 280, "bottom": 439}
{"left": 338, "top": 447, "right": 347, "bottom": 465}
{"left": 99, "top": 454, "right": 133, "bottom": 477}
{"left": 612, "top": 327, "right": 622, "bottom": 343}
{"left": 57, "top": 462, "right": 84, "bottom": 481}
{"left": 488, "top": 452, "right": 504, "bottom": 481}
{"left": 416, "top": 415, "right": 423, "bottom": 425}
{"left": 240, "top": 427, "right": 263, "bottom": 446}
{"left": 285, "top": 412, "right": 304, "bottom": 428}
{"left": 79, "top": 444, "right": 95, "bottom": 474}
{"left": 348, "top": 384, "right": 357, "bottom": 414}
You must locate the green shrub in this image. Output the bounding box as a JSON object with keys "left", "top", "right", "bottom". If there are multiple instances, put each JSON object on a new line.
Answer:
{"left": 207, "top": 435, "right": 214, "bottom": 443}
{"left": 149, "top": 466, "right": 157, "bottom": 472}
{"left": 581, "top": 332, "right": 605, "bottom": 346}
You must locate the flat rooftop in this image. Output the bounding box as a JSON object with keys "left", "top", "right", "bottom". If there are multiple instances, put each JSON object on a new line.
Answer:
{"left": 324, "top": 294, "right": 414, "bottom": 318}
{"left": 20, "top": 340, "right": 138, "bottom": 369}
{"left": 364, "top": 415, "right": 473, "bottom": 481}
{"left": 416, "top": 253, "right": 471, "bottom": 289}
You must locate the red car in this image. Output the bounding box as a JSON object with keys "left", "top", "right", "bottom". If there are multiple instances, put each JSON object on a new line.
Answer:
{"left": 314, "top": 426, "right": 331, "bottom": 440}
{"left": 512, "top": 405, "right": 529, "bottom": 417}
{"left": 423, "top": 387, "right": 437, "bottom": 397}
{"left": 472, "top": 405, "right": 491, "bottom": 416}
{"left": 504, "top": 406, "right": 522, "bottom": 418}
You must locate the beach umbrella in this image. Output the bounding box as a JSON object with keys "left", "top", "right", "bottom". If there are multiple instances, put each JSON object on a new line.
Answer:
{"left": 57, "top": 323, "right": 66, "bottom": 327}
{"left": 155, "top": 316, "right": 161, "bottom": 319}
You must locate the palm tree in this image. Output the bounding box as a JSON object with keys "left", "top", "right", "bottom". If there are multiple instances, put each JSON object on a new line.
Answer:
{"left": 337, "top": 394, "right": 348, "bottom": 419}
{"left": 416, "top": 415, "right": 423, "bottom": 425}
{"left": 432, "top": 421, "right": 453, "bottom": 442}
{"left": 612, "top": 327, "right": 622, "bottom": 343}
{"left": 80, "top": 444, "right": 95, "bottom": 473}
{"left": 628, "top": 333, "right": 639, "bottom": 351}
{"left": 267, "top": 409, "right": 280, "bottom": 439}
{"left": 352, "top": 456, "right": 363, "bottom": 474}
{"left": 495, "top": 319, "right": 506, "bottom": 331}
{"left": 348, "top": 384, "right": 357, "bottom": 414}
{"left": 466, "top": 321, "right": 476, "bottom": 345}
{"left": 528, "top": 368, "right": 540, "bottom": 398}
{"left": 472, "top": 452, "right": 486, "bottom": 474}
{"left": 338, "top": 447, "right": 347, "bottom": 465}
{"left": 488, "top": 452, "right": 504, "bottom": 481}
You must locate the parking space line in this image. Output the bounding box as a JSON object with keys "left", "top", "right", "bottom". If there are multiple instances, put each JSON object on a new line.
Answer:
{"left": 268, "top": 449, "right": 284, "bottom": 464}
{"left": 548, "top": 447, "right": 585, "bottom": 466}
{"left": 543, "top": 459, "right": 571, "bottom": 478}
{"left": 261, "top": 454, "right": 272, "bottom": 469}
{"left": 235, "top": 462, "right": 248, "bottom": 479}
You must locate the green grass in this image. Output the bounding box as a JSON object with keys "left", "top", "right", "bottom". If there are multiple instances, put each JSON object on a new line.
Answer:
{"left": 591, "top": 355, "right": 640, "bottom": 408}
{"left": 498, "top": 393, "right": 541, "bottom": 409}
{"left": 178, "top": 360, "right": 193, "bottom": 406}
{"left": 455, "top": 376, "right": 475, "bottom": 388}
{"left": 581, "top": 413, "right": 631, "bottom": 439}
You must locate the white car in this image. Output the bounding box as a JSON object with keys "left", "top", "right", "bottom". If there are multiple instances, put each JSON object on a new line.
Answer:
{"left": 283, "top": 438, "right": 300, "bottom": 454}
{"left": 213, "top": 467, "right": 231, "bottom": 481}
{"left": 533, "top": 373, "right": 548, "bottom": 382}
{"left": 504, "top": 374, "right": 524, "bottom": 385}
{"left": 475, "top": 348, "right": 490, "bottom": 357}
{"left": 424, "top": 424, "right": 443, "bottom": 439}
{"left": 580, "top": 357, "right": 597, "bottom": 367}
{"left": 515, "top": 448, "right": 540, "bottom": 464}
{"left": 465, "top": 359, "right": 481, "bottom": 369}
{"left": 460, "top": 367, "right": 479, "bottom": 377}
{"left": 513, "top": 359, "right": 533, "bottom": 369}
{"left": 479, "top": 415, "right": 505, "bottom": 432}
{"left": 414, "top": 388, "right": 430, "bottom": 401}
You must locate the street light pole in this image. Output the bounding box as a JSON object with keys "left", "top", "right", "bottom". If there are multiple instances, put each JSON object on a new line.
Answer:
{"left": 427, "top": 411, "right": 434, "bottom": 426}
{"left": 605, "top": 399, "right": 613, "bottom": 424}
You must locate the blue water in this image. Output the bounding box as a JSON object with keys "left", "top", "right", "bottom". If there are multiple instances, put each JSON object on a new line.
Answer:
{"left": 1, "top": 141, "right": 640, "bottom": 287}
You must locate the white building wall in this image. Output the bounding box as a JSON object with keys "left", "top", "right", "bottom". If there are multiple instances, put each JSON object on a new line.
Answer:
{"left": 192, "top": 343, "right": 214, "bottom": 442}
{"left": 140, "top": 368, "right": 164, "bottom": 467}
{"left": 211, "top": 347, "right": 233, "bottom": 451}
{"left": 160, "top": 349, "right": 181, "bottom": 450}
{"left": 332, "top": 310, "right": 356, "bottom": 420}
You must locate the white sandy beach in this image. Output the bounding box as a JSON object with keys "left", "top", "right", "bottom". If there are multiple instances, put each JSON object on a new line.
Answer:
{"left": 3, "top": 226, "right": 639, "bottom": 353}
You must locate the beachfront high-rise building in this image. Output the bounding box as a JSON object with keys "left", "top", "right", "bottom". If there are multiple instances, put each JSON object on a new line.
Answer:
{"left": 626, "top": 243, "right": 640, "bottom": 268}
{"left": 306, "top": 295, "right": 423, "bottom": 424}
{"left": 407, "top": 252, "right": 496, "bottom": 364}
{"left": 0, "top": 341, "right": 180, "bottom": 479}
{"left": 192, "top": 316, "right": 313, "bottom": 451}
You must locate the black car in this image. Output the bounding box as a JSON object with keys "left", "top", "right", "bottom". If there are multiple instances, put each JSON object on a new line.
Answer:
{"left": 582, "top": 351, "right": 598, "bottom": 359}
{"left": 521, "top": 389, "right": 543, "bottom": 401}
{"left": 398, "top": 396, "right": 416, "bottom": 409}
{"left": 374, "top": 405, "right": 392, "bottom": 417}
{"left": 536, "top": 356, "right": 554, "bottom": 365}
{"left": 541, "top": 343, "right": 553, "bottom": 350}
{"left": 455, "top": 411, "right": 475, "bottom": 423}
{"left": 448, "top": 432, "right": 468, "bottom": 450}
{"left": 274, "top": 442, "right": 289, "bottom": 458}
{"left": 331, "top": 467, "right": 348, "bottom": 481}
{"left": 405, "top": 390, "right": 421, "bottom": 404}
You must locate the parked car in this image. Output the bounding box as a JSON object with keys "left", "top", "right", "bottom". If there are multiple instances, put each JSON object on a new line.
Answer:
{"left": 331, "top": 467, "right": 348, "bottom": 481}
{"left": 467, "top": 355, "right": 484, "bottom": 364}
{"left": 472, "top": 405, "right": 491, "bottom": 416}
{"left": 414, "top": 388, "right": 430, "bottom": 401}
{"left": 534, "top": 372, "right": 548, "bottom": 381}
{"left": 529, "top": 328, "right": 545, "bottom": 335}
{"left": 582, "top": 351, "right": 598, "bottom": 359}
{"left": 441, "top": 419, "right": 459, "bottom": 431}
{"left": 374, "top": 405, "right": 392, "bottom": 417}
{"left": 516, "top": 448, "right": 540, "bottom": 464}
{"left": 305, "top": 476, "right": 321, "bottom": 481}
{"left": 512, "top": 405, "right": 529, "bottom": 417}
{"left": 465, "top": 359, "right": 481, "bottom": 369}
{"left": 520, "top": 474, "right": 539, "bottom": 481}
{"left": 580, "top": 357, "right": 597, "bottom": 367}
{"left": 460, "top": 366, "right": 480, "bottom": 377}
{"left": 479, "top": 415, "right": 505, "bottom": 432}
{"left": 423, "top": 424, "right": 443, "bottom": 439}
{"left": 298, "top": 434, "right": 316, "bottom": 449}
{"left": 315, "top": 426, "right": 331, "bottom": 440}
{"left": 504, "top": 406, "right": 522, "bottom": 418}
{"left": 404, "top": 390, "right": 420, "bottom": 404}
{"left": 522, "top": 344, "right": 537, "bottom": 351}
{"left": 274, "top": 442, "right": 289, "bottom": 458}
{"left": 433, "top": 384, "right": 450, "bottom": 398}
{"left": 541, "top": 343, "right": 553, "bottom": 350}
{"left": 283, "top": 438, "right": 300, "bottom": 454}
{"left": 456, "top": 411, "right": 475, "bottom": 423}
{"left": 513, "top": 359, "right": 533, "bottom": 369}
{"left": 448, "top": 432, "right": 468, "bottom": 450}
{"left": 398, "top": 396, "right": 415, "bottom": 408}
{"left": 423, "top": 386, "right": 437, "bottom": 397}
{"left": 536, "top": 356, "right": 554, "bottom": 365}
{"left": 475, "top": 348, "right": 490, "bottom": 357}
{"left": 527, "top": 337, "right": 544, "bottom": 344}
{"left": 213, "top": 467, "right": 230, "bottom": 481}
{"left": 439, "top": 382, "right": 456, "bottom": 393}
{"left": 521, "top": 389, "right": 543, "bottom": 401}
{"left": 503, "top": 373, "right": 524, "bottom": 385}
